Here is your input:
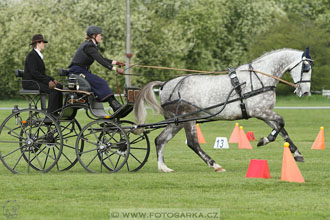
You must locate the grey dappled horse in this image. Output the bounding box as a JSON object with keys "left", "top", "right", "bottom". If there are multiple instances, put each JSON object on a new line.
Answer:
{"left": 134, "top": 48, "right": 313, "bottom": 172}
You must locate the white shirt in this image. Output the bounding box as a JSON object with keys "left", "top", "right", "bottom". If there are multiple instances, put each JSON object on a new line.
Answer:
{"left": 34, "top": 48, "right": 43, "bottom": 60}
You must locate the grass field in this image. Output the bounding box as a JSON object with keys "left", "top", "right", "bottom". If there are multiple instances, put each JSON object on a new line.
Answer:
{"left": 0, "top": 95, "right": 330, "bottom": 219}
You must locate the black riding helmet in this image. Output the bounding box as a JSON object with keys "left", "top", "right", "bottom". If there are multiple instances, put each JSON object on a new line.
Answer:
{"left": 86, "top": 26, "right": 102, "bottom": 38}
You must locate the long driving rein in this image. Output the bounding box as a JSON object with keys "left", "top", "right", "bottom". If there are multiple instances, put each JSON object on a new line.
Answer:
{"left": 125, "top": 62, "right": 308, "bottom": 88}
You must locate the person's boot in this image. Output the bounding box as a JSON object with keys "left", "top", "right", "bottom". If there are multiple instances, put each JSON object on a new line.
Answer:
{"left": 108, "top": 96, "right": 122, "bottom": 112}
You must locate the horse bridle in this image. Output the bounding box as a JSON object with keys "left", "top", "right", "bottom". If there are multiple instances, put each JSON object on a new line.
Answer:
{"left": 288, "top": 57, "right": 313, "bottom": 85}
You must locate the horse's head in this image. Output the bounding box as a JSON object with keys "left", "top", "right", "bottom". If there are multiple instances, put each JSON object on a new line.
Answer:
{"left": 288, "top": 47, "right": 313, "bottom": 97}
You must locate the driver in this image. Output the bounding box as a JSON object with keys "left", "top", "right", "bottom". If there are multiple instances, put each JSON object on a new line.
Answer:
{"left": 69, "top": 26, "right": 125, "bottom": 112}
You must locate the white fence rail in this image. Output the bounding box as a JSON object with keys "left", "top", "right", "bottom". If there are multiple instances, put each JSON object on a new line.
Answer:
{"left": 322, "top": 89, "right": 330, "bottom": 98}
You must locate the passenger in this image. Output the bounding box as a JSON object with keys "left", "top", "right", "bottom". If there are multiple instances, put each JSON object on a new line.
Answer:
{"left": 69, "top": 26, "right": 125, "bottom": 112}
{"left": 23, "top": 34, "right": 63, "bottom": 116}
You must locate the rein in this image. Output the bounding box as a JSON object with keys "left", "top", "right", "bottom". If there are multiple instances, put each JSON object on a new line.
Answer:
{"left": 115, "top": 75, "right": 124, "bottom": 104}
{"left": 126, "top": 64, "right": 297, "bottom": 88}
{"left": 241, "top": 69, "right": 297, "bottom": 88}
{"left": 129, "top": 64, "right": 228, "bottom": 74}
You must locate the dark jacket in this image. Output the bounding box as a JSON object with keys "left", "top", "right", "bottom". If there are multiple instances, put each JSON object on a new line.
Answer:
{"left": 69, "top": 40, "right": 114, "bottom": 70}
{"left": 23, "top": 49, "right": 54, "bottom": 87}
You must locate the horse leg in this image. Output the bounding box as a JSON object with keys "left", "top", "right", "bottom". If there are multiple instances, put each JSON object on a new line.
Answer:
{"left": 155, "top": 123, "right": 184, "bottom": 172}
{"left": 256, "top": 111, "right": 304, "bottom": 162}
{"left": 257, "top": 114, "right": 284, "bottom": 146}
{"left": 279, "top": 128, "right": 304, "bottom": 162}
{"left": 184, "top": 121, "right": 225, "bottom": 172}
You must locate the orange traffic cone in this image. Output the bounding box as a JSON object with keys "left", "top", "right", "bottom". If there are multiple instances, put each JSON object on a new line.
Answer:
{"left": 311, "top": 126, "right": 325, "bottom": 150}
{"left": 281, "top": 142, "right": 304, "bottom": 183}
{"left": 238, "top": 126, "right": 253, "bottom": 149}
{"left": 196, "top": 123, "right": 206, "bottom": 144}
{"left": 229, "top": 123, "right": 240, "bottom": 143}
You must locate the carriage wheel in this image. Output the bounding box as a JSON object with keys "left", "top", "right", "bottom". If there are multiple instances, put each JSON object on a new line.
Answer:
{"left": 55, "top": 118, "right": 83, "bottom": 171}
{"left": 0, "top": 109, "right": 62, "bottom": 173}
{"left": 120, "top": 120, "right": 150, "bottom": 172}
{"left": 76, "top": 119, "right": 130, "bottom": 173}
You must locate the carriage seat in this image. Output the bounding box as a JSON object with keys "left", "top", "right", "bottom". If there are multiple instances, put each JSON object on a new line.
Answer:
{"left": 15, "top": 70, "right": 41, "bottom": 94}
{"left": 58, "top": 69, "right": 92, "bottom": 92}
{"left": 14, "top": 69, "right": 47, "bottom": 110}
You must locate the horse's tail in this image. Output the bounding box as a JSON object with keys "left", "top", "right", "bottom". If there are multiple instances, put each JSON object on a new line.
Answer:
{"left": 133, "top": 81, "right": 164, "bottom": 134}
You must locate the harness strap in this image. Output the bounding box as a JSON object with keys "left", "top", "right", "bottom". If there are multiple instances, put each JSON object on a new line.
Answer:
{"left": 160, "top": 86, "right": 276, "bottom": 122}
{"left": 160, "top": 72, "right": 276, "bottom": 121}
{"left": 249, "top": 64, "right": 264, "bottom": 91}
{"left": 228, "top": 68, "right": 249, "bottom": 119}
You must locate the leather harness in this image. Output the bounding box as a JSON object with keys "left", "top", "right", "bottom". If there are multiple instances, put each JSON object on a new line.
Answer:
{"left": 161, "top": 69, "right": 276, "bottom": 120}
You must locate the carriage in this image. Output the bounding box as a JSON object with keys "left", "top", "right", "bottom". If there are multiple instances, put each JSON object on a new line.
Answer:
{"left": 0, "top": 47, "right": 313, "bottom": 174}
{"left": 0, "top": 69, "right": 150, "bottom": 173}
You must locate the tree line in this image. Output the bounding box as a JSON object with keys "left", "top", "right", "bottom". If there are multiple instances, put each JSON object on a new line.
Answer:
{"left": 0, "top": 0, "right": 329, "bottom": 99}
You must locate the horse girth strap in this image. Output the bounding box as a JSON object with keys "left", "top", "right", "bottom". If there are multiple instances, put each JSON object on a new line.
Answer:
{"left": 228, "top": 68, "right": 249, "bottom": 119}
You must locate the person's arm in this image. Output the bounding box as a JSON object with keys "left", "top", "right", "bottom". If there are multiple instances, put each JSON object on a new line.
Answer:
{"left": 85, "top": 45, "right": 114, "bottom": 70}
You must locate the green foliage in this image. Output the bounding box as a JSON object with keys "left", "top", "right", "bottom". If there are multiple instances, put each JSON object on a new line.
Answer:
{"left": 132, "top": 0, "right": 284, "bottom": 82}
{"left": 0, "top": 0, "right": 330, "bottom": 98}
{"left": 247, "top": 15, "right": 330, "bottom": 94}
{"left": 0, "top": 0, "right": 126, "bottom": 99}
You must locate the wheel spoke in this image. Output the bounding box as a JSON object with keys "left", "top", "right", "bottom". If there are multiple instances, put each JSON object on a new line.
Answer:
{"left": 38, "top": 147, "right": 57, "bottom": 161}
{"left": 86, "top": 152, "right": 100, "bottom": 168}
{"left": 43, "top": 148, "right": 51, "bottom": 169}
{"left": 129, "top": 135, "right": 145, "bottom": 145}
{"left": 0, "top": 140, "right": 24, "bottom": 144}
{"left": 63, "top": 143, "right": 75, "bottom": 150}
{"left": 35, "top": 154, "right": 44, "bottom": 171}
{"left": 12, "top": 153, "right": 25, "bottom": 171}
{"left": 104, "top": 151, "right": 117, "bottom": 170}
{"left": 130, "top": 146, "right": 148, "bottom": 151}
{"left": 80, "top": 148, "right": 98, "bottom": 155}
{"left": 129, "top": 152, "right": 142, "bottom": 164}
{"left": 1, "top": 145, "right": 24, "bottom": 158}
{"left": 119, "top": 121, "right": 150, "bottom": 172}
{"left": 59, "top": 150, "right": 74, "bottom": 164}
{"left": 53, "top": 147, "right": 60, "bottom": 171}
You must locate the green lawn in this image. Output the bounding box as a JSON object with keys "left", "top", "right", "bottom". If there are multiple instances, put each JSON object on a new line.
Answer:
{"left": 0, "top": 95, "right": 330, "bottom": 219}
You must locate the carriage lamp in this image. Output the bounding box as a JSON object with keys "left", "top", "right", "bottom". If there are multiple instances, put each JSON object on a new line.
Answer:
{"left": 67, "top": 76, "right": 79, "bottom": 90}
{"left": 21, "top": 120, "right": 28, "bottom": 127}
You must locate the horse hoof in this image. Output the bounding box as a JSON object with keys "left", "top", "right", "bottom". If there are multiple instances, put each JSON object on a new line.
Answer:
{"left": 215, "top": 167, "right": 226, "bottom": 172}
{"left": 294, "top": 156, "right": 305, "bottom": 162}
{"left": 159, "top": 169, "right": 174, "bottom": 173}
{"left": 158, "top": 165, "right": 174, "bottom": 173}
{"left": 257, "top": 138, "right": 264, "bottom": 147}
{"left": 257, "top": 137, "right": 270, "bottom": 147}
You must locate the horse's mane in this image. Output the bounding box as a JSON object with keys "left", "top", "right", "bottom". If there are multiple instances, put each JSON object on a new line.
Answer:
{"left": 251, "top": 48, "right": 302, "bottom": 63}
